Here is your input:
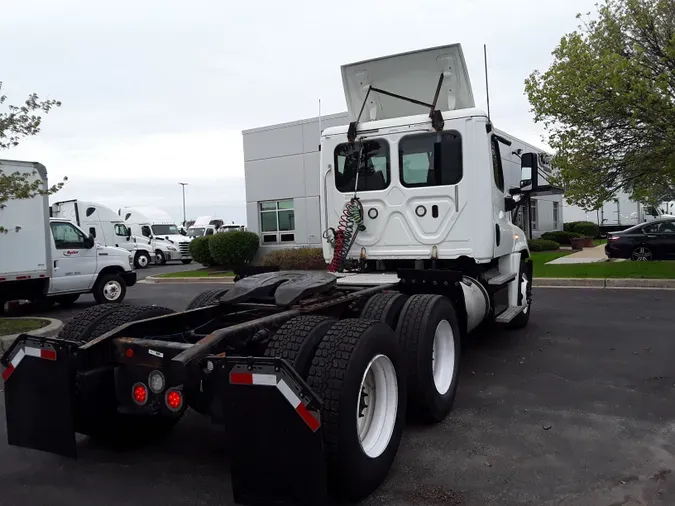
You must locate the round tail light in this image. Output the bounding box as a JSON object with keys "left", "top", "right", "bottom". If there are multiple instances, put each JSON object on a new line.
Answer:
{"left": 165, "top": 389, "right": 183, "bottom": 411}
{"left": 132, "top": 383, "right": 148, "bottom": 405}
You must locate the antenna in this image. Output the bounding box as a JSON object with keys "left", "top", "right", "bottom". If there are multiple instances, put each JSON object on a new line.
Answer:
{"left": 484, "top": 44, "right": 491, "bottom": 122}
{"left": 318, "top": 98, "right": 322, "bottom": 135}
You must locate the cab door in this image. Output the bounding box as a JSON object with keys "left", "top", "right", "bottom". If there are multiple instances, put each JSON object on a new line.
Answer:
{"left": 49, "top": 221, "right": 98, "bottom": 293}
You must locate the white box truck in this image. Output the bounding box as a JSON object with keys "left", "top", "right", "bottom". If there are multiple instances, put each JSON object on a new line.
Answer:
{"left": 51, "top": 200, "right": 156, "bottom": 269}
{"left": 119, "top": 206, "right": 192, "bottom": 264}
{"left": 0, "top": 160, "right": 137, "bottom": 312}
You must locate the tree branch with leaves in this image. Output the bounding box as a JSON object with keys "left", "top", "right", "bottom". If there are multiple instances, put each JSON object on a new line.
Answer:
{"left": 0, "top": 81, "right": 66, "bottom": 232}
{"left": 525, "top": 0, "right": 675, "bottom": 210}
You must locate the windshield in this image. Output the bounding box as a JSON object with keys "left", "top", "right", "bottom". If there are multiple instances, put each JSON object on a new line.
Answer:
{"left": 152, "top": 224, "right": 179, "bottom": 236}
{"left": 188, "top": 227, "right": 205, "bottom": 238}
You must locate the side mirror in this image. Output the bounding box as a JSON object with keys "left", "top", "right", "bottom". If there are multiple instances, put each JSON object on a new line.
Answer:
{"left": 504, "top": 196, "right": 517, "bottom": 212}
{"left": 520, "top": 152, "right": 537, "bottom": 191}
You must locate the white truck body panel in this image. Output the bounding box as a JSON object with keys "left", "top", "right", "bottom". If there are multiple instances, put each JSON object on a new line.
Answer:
{"left": 0, "top": 160, "right": 52, "bottom": 281}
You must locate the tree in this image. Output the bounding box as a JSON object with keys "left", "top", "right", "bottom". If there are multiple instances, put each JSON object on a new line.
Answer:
{"left": 525, "top": 0, "right": 675, "bottom": 210}
{"left": 0, "top": 81, "right": 65, "bottom": 232}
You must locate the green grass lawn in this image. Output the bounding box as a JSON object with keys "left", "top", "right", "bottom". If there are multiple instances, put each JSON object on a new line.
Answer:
{"left": 155, "top": 269, "right": 234, "bottom": 278}
{"left": 0, "top": 318, "right": 49, "bottom": 336}
{"left": 531, "top": 252, "right": 675, "bottom": 278}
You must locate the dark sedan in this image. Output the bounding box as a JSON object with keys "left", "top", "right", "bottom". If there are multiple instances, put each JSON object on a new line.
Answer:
{"left": 605, "top": 219, "right": 675, "bottom": 261}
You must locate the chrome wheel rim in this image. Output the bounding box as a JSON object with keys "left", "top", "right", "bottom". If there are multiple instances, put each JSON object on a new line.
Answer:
{"left": 356, "top": 354, "right": 398, "bottom": 459}
{"left": 631, "top": 247, "right": 652, "bottom": 261}
{"left": 137, "top": 254, "right": 149, "bottom": 268}
{"left": 432, "top": 320, "right": 455, "bottom": 395}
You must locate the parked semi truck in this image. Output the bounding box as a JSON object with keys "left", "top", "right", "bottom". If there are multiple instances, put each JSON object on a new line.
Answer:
{"left": 51, "top": 199, "right": 156, "bottom": 269}
{"left": 1, "top": 45, "right": 558, "bottom": 505}
{"left": 187, "top": 217, "right": 246, "bottom": 238}
{"left": 119, "top": 206, "right": 192, "bottom": 264}
{"left": 0, "top": 160, "right": 137, "bottom": 312}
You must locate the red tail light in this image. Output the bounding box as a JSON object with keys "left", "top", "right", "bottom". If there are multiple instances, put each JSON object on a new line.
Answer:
{"left": 132, "top": 383, "right": 148, "bottom": 405}
{"left": 165, "top": 390, "right": 183, "bottom": 411}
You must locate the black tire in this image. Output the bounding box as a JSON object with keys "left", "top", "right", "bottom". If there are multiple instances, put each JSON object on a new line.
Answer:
{"left": 155, "top": 250, "right": 167, "bottom": 265}
{"left": 87, "top": 304, "right": 175, "bottom": 341}
{"left": 508, "top": 257, "right": 532, "bottom": 330}
{"left": 185, "top": 288, "right": 229, "bottom": 311}
{"left": 263, "top": 316, "right": 336, "bottom": 378}
{"left": 396, "top": 294, "right": 461, "bottom": 423}
{"left": 54, "top": 294, "right": 80, "bottom": 307}
{"left": 181, "top": 259, "right": 192, "bottom": 265}
{"left": 93, "top": 273, "right": 127, "bottom": 304}
{"left": 134, "top": 251, "right": 151, "bottom": 269}
{"left": 360, "top": 292, "right": 409, "bottom": 329}
{"left": 58, "top": 303, "right": 122, "bottom": 342}
{"left": 307, "top": 319, "right": 406, "bottom": 501}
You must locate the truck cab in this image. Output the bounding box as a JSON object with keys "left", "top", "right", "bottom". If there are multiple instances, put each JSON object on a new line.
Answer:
{"left": 48, "top": 218, "right": 136, "bottom": 302}
{"left": 51, "top": 200, "right": 156, "bottom": 269}
{"left": 119, "top": 206, "right": 192, "bottom": 265}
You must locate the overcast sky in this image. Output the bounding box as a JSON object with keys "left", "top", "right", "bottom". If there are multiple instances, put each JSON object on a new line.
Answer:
{"left": 2, "top": 0, "right": 596, "bottom": 225}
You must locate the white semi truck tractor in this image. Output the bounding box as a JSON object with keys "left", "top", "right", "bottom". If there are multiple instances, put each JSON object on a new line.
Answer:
{"left": 1, "top": 45, "right": 560, "bottom": 506}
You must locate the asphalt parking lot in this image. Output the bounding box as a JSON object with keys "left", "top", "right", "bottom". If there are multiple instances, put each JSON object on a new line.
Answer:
{"left": 1, "top": 285, "right": 674, "bottom": 505}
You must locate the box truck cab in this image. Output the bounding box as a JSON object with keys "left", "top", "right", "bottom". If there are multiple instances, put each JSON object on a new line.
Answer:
{"left": 51, "top": 200, "right": 156, "bottom": 269}
{"left": 119, "top": 207, "right": 192, "bottom": 264}
{"left": 0, "top": 160, "right": 137, "bottom": 312}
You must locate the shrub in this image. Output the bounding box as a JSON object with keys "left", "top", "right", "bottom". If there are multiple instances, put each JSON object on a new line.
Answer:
{"left": 563, "top": 221, "right": 580, "bottom": 233}
{"left": 260, "top": 248, "right": 326, "bottom": 270}
{"left": 528, "top": 239, "right": 560, "bottom": 252}
{"left": 540, "top": 230, "right": 582, "bottom": 245}
{"left": 189, "top": 236, "right": 214, "bottom": 266}
{"left": 208, "top": 231, "right": 259, "bottom": 267}
{"left": 571, "top": 220, "right": 600, "bottom": 238}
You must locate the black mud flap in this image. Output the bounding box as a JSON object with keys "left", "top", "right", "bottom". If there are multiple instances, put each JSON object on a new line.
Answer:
{"left": 2, "top": 335, "right": 78, "bottom": 458}
{"left": 221, "top": 357, "right": 326, "bottom": 506}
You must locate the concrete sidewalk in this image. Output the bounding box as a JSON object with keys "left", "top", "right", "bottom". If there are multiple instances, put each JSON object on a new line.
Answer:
{"left": 546, "top": 245, "right": 609, "bottom": 264}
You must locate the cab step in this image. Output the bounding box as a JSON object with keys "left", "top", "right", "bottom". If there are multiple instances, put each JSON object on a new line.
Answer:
{"left": 487, "top": 272, "right": 517, "bottom": 286}
{"left": 495, "top": 306, "right": 526, "bottom": 324}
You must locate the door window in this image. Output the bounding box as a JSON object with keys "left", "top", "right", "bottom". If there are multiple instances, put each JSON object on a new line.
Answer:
{"left": 141, "top": 225, "right": 152, "bottom": 237}
{"left": 644, "top": 221, "right": 675, "bottom": 234}
{"left": 115, "top": 224, "right": 130, "bottom": 237}
{"left": 491, "top": 138, "right": 505, "bottom": 192}
{"left": 50, "top": 222, "right": 88, "bottom": 249}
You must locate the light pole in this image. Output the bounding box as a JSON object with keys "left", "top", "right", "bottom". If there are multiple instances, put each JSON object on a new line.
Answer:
{"left": 178, "top": 182, "right": 188, "bottom": 227}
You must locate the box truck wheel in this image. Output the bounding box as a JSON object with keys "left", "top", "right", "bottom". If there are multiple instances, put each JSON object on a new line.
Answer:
{"left": 360, "top": 292, "right": 409, "bottom": 329}
{"left": 396, "top": 294, "right": 461, "bottom": 423}
{"left": 134, "top": 251, "right": 151, "bottom": 269}
{"left": 307, "top": 319, "right": 406, "bottom": 501}
{"left": 93, "top": 273, "right": 127, "bottom": 304}
{"left": 263, "top": 315, "right": 337, "bottom": 378}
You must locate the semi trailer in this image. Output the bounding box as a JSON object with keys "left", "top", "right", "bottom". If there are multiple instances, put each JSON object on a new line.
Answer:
{"left": 1, "top": 44, "right": 558, "bottom": 505}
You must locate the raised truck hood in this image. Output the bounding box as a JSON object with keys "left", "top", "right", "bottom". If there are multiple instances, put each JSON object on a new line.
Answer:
{"left": 341, "top": 43, "right": 475, "bottom": 122}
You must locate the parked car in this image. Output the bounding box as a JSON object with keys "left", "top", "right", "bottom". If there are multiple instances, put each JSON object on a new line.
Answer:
{"left": 605, "top": 218, "right": 675, "bottom": 261}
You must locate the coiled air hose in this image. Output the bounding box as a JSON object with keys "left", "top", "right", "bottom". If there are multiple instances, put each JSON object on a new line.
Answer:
{"left": 326, "top": 197, "right": 364, "bottom": 273}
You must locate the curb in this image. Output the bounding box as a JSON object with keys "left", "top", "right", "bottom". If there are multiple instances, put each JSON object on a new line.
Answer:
{"left": 141, "top": 275, "right": 235, "bottom": 284}
{"left": 534, "top": 278, "right": 675, "bottom": 289}
{"left": 0, "top": 317, "right": 63, "bottom": 354}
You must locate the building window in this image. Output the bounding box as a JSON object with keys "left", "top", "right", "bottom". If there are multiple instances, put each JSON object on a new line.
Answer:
{"left": 334, "top": 139, "right": 390, "bottom": 193}
{"left": 399, "top": 131, "right": 462, "bottom": 187}
{"left": 260, "top": 200, "right": 295, "bottom": 243}
{"left": 552, "top": 202, "right": 559, "bottom": 229}
{"left": 530, "top": 200, "right": 538, "bottom": 230}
